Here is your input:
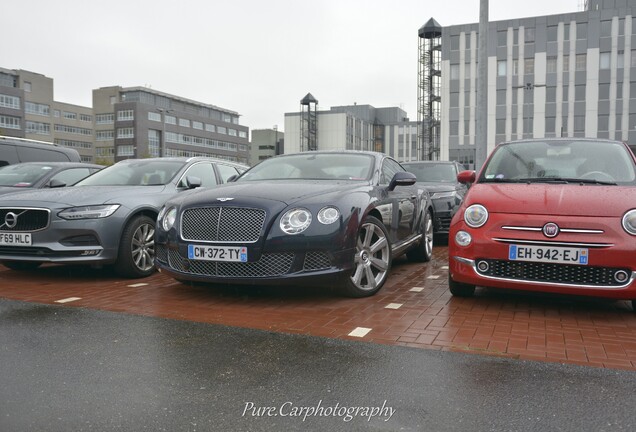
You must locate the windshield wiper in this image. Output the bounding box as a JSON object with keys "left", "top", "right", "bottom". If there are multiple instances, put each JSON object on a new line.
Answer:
{"left": 518, "top": 177, "right": 617, "bottom": 185}
{"left": 481, "top": 178, "right": 526, "bottom": 183}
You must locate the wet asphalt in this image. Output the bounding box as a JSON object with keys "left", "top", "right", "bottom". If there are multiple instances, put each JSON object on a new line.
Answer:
{"left": 0, "top": 299, "right": 635, "bottom": 432}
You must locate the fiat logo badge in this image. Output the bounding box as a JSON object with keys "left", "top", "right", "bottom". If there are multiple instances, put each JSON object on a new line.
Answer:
{"left": 4, "top": 212, "right": 18, "bottom": 229}
{"left": 543, "top": 222, "right": 560, "bottom": 238}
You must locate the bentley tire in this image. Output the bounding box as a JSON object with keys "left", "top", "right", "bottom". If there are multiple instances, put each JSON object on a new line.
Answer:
{"left": 407, "top": 210, "right": 434, "bottom": 263}
{"left": 342, "top": 216, "right": 392, "bottom": 298}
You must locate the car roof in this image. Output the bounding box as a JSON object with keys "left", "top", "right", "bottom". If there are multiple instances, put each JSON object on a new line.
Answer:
{"left": 499, "top": 137, "right": 625, "bottom": 146}
{"left": 2, "top": 161, "right": 103, "bottom": 169}
{"left": 115, "top": 157, "right": 248, "bottom": 169}
{"left": 402, "top": 160, "right": 456, "bottom": 164}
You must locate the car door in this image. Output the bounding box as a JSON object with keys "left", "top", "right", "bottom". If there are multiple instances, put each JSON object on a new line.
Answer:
{"left": 177, "top": 162, "right": 218, "bottom": 188}
{"left": 379, "top": 158, "right": 418, "bottom": 242}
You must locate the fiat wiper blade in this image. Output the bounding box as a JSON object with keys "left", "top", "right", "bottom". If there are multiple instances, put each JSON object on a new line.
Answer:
{"left": 519, "top": 177, "right": 617, "bottom": 185}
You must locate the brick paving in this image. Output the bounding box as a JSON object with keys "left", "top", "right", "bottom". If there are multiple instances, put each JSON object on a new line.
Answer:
{"left": 1, "top": 246, "right": 636, "bottom": 371}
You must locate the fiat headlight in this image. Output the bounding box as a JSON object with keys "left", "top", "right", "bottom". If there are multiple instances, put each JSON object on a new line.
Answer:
{"left": 622, "top": 209, "right": 636, "bottom": 235}
{"left": 162, "top": 207, "right": 177, "bottom": 231}
{"left": 58, "top": 204, "right": 120, "bottom": 220}
{"left": 317, "top": 206, "right": 340, "bottom": 225}
{"left": 455, "top": 230, "right": 472, "bottom": 246}
{"left": 464, "top": 204, "right": 488, "bottom": 228}
{"left": 280, "top": 208, "right": 312, "bottom": 234}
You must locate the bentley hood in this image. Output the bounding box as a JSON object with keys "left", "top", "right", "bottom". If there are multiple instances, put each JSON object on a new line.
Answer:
{"left": 464, "top": 183, "right": 636, "bottom": 217}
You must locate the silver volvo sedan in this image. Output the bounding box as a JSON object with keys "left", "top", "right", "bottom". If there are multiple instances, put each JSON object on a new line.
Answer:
{"left": 0, "top": 157, "right": 247, "bottom": 277}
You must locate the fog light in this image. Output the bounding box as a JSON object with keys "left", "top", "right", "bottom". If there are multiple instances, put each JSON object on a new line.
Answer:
{"left": 455, "top": 230, "right": 472, "bottom": 247}
{"left": 614, "top": 270, "right": 629, "bottom": 284}
{"left": 477, "top": 260, "right": 490, "bottom": 273}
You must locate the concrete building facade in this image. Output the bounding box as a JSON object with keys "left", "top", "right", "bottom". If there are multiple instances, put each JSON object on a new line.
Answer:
{"left": 438, "top": 0, "right": 636, "bottom": 167}
{"left": 249, "top": 128, "right": 284, "bottom": 165}
{"left": 284, "top": 103, "right": 418, "bottom": 162}
{"left": 0, "top": 68, "right": 94, "bottom": 162}
{"left": 93, "top": 86, "right": 249, "bottom": 165}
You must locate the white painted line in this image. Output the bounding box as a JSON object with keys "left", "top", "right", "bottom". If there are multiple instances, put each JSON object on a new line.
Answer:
{"left": 385, "top": 303, "right": 403, "bottom": 310}
{"left": 409, "top": 287, "right": 425, "bottom": 292}
{"left": 348, "top": 327, "right": 372, "bottom": 338}
{"left": 55, "top": 297, "right": 81, "bottom": 304}
{"left": 128, "top": 283, "right": 148, "bottom": 288}
{"left": 441, "top": 266, "right": 449, "bottom": 270}
{"left": 427, "top": 275, "right": 441, "bottom": 279}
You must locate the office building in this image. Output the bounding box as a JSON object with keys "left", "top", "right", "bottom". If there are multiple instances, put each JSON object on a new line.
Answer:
{"left": 285, "top": 98, "right": 419, "bottom": 161}
{"left": 424, "top": 0, "right": 636, "bottom": 167}
{"left": 0, "top": 68, "right": 94, "bottom": 162}
{"left": 93, "top": 86, "right": 249, "bottom": 165}
{"left": 250, "top": 128, "right": 284, "bottom": 165}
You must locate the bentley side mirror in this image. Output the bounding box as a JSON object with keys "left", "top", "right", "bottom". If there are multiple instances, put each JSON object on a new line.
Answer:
{"left": 388, "top": 171, "right": 416, "bottom": 191}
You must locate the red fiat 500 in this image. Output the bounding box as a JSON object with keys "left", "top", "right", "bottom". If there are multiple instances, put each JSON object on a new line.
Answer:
{"left": 448, "top": 138, "right": 636, "bottom": 310}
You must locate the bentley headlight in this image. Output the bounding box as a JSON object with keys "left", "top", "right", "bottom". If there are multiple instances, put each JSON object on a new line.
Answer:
{"left": 58, "top": 204, "right": 120, "bottom": 220}
{"left": 162, "top": 207, "right": 177, "bottom": 231}
{"left": 317, "top": 206, "right": 340, "bottom": 225}
{"left": 622, "top": 209, "right": 636, "bottom": 235}
{"left": 280, "top": 208, "right": 312, "bottom": 234}
{"left": 464, "top": 204, "right": 488, "bottom": 228}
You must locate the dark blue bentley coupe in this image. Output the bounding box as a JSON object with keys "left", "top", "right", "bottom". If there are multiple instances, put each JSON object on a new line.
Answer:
{"left": 155, "top": 151, "right": 434, "bottom": 297}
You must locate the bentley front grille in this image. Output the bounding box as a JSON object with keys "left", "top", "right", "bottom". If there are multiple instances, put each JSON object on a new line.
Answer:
{"left": 0, "top": 208, "right": 49, "bottom": 232}
{"left": 303, "top": 251, "right": 331, "bottom": 271}
{"left": 167, "top": 249, "right": 294, "bottom": 278}
{"left": 181, "top": 207, "right": 266, "bottom": 243}
{"left": 476, "top": 259, "right": 631, "bottom": 287}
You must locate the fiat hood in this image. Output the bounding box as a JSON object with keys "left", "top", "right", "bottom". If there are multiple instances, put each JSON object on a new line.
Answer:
{"left": 464, "top": 183, "right": 636, "bottom": 217}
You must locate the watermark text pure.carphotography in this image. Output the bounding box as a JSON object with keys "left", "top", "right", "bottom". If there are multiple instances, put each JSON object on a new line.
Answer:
{"left": 241, "top": 400, "right": 396, "bottom": 422}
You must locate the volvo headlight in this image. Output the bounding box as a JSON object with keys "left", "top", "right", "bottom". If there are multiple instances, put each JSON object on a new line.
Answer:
{"left": 58, "top": 204, "right": 120, "bottom": 220}
{"left": 162, "top": 207, "right": 177, "bottom": 231}
{"left": 622, "top": 209, "right": 636, "bottom": 235}
{"left": 464, "top": 204, "right": 488, "bottom": 228}
{"left": 317, "top": 206, "right": 340, "bottom": 225}
{"left": 280, "top": 208, "right": 312, "bottom": 234}
{"left": 431, "top": 191, "right": 457, "bottom": 200}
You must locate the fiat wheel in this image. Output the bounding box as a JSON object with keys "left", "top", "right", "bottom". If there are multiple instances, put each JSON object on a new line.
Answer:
{"left": 342, "top": 216, "right": 392, "bottom": 297}
{"left": 114, "top": 215, "right": 156, "bottom": 278}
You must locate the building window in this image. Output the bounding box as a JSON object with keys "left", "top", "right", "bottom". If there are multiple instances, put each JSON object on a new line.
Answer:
{"left": 117, "top": 145, "right": 135, "bottom": 156}
{"left": 26, "top": 121, "right": 50, "bottom": 135}
{"left": 497, "top": 60, "right": 507, "bottom": 76}
{"left": 575, "top": 85, "right": 586, "bottom": 101}
{"left": 497, "top": 30, "right": 507, "bottom": 46}
{"left": 0, "top": 94, "right": 20, "bottom": 110}
{"left": 222, "top": 114, "right": 232, "bottom": 123}
{"left": 228, "top": 128, "right": 237, "bottom": 136}
{"left": 165, "top": 115, "right": 176, "bottom": 125}
{"left": 563, "top": 55, "right": 570, "bottom": 72}
{"left": 450, "top": 35, "right": 460, "bottom": 50}
{"left": 193, "top": 121, "right": 203, "bottom": 130}
{"left": 564, "top": 24, "right": 570, "bottom": 40}
{"left": 96, "top": 130, "right": 114, "bottom": 141}
{"left": 600, "top": 52, "right": 611, "bottom": 69}
{"left": 79, "top": 113, "right": 92, "bottom": 122}
{"left": 96, "top": 113, "right": 114, "bottom": 124}
{"left": 63, "top": 111, "right": 77, "bottom": 120}
{"left": 239, "top": 131, "right": 247, "bottom": 139}
{"left": 449, "top": 121, "right": 459, "bottom": 136}
{"left": 25, "top": 101, "right": 49, "bottom": 116}
{"left": 179, "top": 118, "right": 190, "bottom": 128}
{"left": 545, "top": 117, "right": 556, "bottom": 133}
{"left": 524, "top": 58, "right": 534, "bottom": 75}
{"left": 218, "top": 126, "right": 227, "bottom": 134}
{"left": 618, "top": 51, "right": 624, "bottom": 69}
{"left": 54, "top": 109, "right": 60, "bottom": 118}
{"left": 450, "top": 64, "right": 460, "bottom": 80}
{"left": 512, "top": 59, "right": 519, "bottom": 75}
{"left": 205, "top": 123, "right": 215, "bottom": 132}
{"left": 0, "top": 115, "right": 20, "bottom": 130}
{"left": 598, "top": 115, "right": 609, "bottom": 131}
{"left": 54, "top": 124, "right": 92, "bottom": 136}
{"left": 547, "top": 57, "right": 557, "bottom": 73}
{"left": 110, "top": 96, "right": 117, "bottom": 105}
{"left": 599, "top": 83, "right": 610, "bottom": 100}
{"left": 117, "top": 110, "right": 134, "bottom": 121}
{"left": 575, "top": 54, "right": 586, "bottom": 71}
{"left": 148, "top": 130, "right": 160, "bottom": 157}
{"left": 496, "top": 90, "right": 506, "bottom": 105}
{"left": 496, "top": 119, "right": 505, "bottom": 134}
{"left": 546, "top": 86, "right": 556, "bottom": 103}
{"left": 577, "top": 22, "right": 587, "bottom": 39}
{"left": 148, "top": 112, "right": 161, "bottom": 122}
{"left": 525, "top": 27, "right": 535, "bottom": 43}
{"left": 24, "top": 81, "right": 32, "bottom": 92}
{"left": 601, "top": 20, "right": 612, "bottom": 38}
{"left": 117, "top": 127, "right": 134, "bottom": 139}
{"left": 574, "top": 115, "right": 585, "bottom": 132}
{"left": 547, "top": 26, "right": 558, "bottom": 42}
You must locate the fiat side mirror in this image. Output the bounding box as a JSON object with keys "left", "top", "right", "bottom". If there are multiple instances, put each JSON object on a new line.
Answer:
{"left": 457, "top": 170, "right": 476, "bottom": 185}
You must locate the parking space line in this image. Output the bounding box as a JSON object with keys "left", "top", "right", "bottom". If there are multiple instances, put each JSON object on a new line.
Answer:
{"left": 348, "top": 327, "right": 372, "bottom": 337}
{"left": 55, "top": 297, "right": 82, "bottom": 304}
{"left": 127, "top": 283, "right": 148, "bottom": 288}
{"left": 385, "top": 303, "right": 403, "bottom": 310}
{"left": 409, "top": 287, "right": 425, "bottom": 292}
{"left": 427, "top": 275, "right": 440, "bottom": 279}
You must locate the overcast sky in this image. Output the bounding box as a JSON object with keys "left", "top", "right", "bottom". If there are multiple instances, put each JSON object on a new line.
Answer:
{"left": 7, "top": 0, "right": 579, "bottom": 133}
